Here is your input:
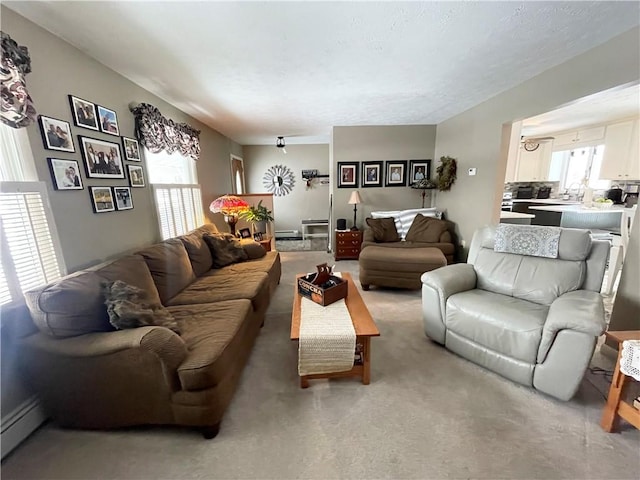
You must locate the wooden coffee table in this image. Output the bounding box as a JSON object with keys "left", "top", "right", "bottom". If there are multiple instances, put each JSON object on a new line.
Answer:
{"left": 290, "top": 272, "right": 380, "bottom": 388}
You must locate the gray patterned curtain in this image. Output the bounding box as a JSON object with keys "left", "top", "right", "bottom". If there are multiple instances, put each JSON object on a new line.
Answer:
{"left": 1, "top": 32, "right": 37, "bottom": 128}
{"left": 129, "top": 103, "right": 201, "bottom": 160}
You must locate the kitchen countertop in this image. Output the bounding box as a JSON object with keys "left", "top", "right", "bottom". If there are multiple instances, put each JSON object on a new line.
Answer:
{"left": 528, "top": 204, "right": 627, "bottom": 214}
{"left": 511, "top": 199, "right": 581, "bottom": 204}
{"left": 500, "top": 211, "right": 535, "bottom": 219}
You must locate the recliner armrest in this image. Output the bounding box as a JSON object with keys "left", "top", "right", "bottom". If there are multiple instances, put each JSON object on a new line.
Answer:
{"left": 537, "top": 290, "right": 606, "bottom": 363}
{"left": 420, "top": 263, "right": 476, "bottom": 299}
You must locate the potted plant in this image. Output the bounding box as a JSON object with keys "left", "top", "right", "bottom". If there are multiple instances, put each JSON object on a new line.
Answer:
{"left": 240, "top": 200, "right": 274, "bottom": 234}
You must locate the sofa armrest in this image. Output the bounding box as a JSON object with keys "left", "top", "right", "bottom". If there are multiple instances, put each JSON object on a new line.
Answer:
{"left": 362, "top": 228, "right": 375, "bottom": 243}
{"left": 536, "top": 290, "right": 606, "bottom": 363}
{"left": 24, "top": 326, "right": 188, "bottom": 376}
{"left": 421, "top": 264, "right": 476, "bottom": 343}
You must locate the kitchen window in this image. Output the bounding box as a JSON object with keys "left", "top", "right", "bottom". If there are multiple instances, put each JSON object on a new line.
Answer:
{"left": 549, "top": 145, "right": 611, "bottom": 192}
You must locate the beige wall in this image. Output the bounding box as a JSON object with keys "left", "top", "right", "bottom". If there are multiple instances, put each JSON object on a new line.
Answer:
{"left": 331, "top": 125, "right": 437, "bottom": 230}
{"left": 434, "top": 27, "right": 640, "bottom": 252}
{"left": 2, "top": 6, "right": 240, "bottom": 272}
{"left": 242, "top": 144, "right": 330, "bottom": 233}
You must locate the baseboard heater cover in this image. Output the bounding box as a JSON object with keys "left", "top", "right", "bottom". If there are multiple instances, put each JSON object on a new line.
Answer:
{"left": 275, "top": 230, "right": 299, "bottom": 238}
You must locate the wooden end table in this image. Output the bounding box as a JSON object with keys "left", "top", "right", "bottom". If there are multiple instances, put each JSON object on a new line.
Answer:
{"left": 258, "top": 236, "right": 273, "bottom": 252}
{"left": 600, "top": 330, "right": 640, "bottom": 432}
{"left": 290, "top": 272, "right": 380, "bottom": 388}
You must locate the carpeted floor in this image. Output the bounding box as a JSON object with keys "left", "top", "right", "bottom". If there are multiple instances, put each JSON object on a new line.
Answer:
{"left": 2, "top": 251, "right": 639, "bottom": 479}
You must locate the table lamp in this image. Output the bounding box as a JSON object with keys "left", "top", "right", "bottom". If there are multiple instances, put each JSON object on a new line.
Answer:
{"left": 209, "top": 194, "right": 250, "bottom": 236}
{"left": 348, "top": 191, "right": 362, "bottom": 230}
{"left": 411, "top": 178, "right": 437, "bottom": 208}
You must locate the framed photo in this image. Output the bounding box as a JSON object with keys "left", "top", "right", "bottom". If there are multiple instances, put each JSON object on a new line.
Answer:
{"left": 253, "top": 232, "right": 264, "bottom": 241}
{"left": 69, "top": 95, "right": 99, "bottom": 131}
{"left": 113, "top": 186, "right": 133, "bottom": 211}
{"left": 127, "top": 164, "right": 145, "bottom": 187}
{"left": 79, "top": 136, "right": 125, "bottom": 179}
{"left": 122, "top": 137, "right": 141, "bottom": 161}
{"left": 385, "top": 160, "right": 408, "bottom": 187}
{"left": 89, "top": 186, "right": 115, "bottom": 213}
{"left": 38, "top": 115, "right": 74, "bottom": 152}
{"left": 239, "top": 228, "right": 252, "bottom": 239}
{"left": 97, "top": 105, "right": 120, "bottom": 136}
{"left": 47, "top": 158, "right": 83, "bottom": 190}
{"left": 361, "top": 161, "right": 383, "bottom": 188}
{"left": 409, "top": 160, "right": 431, "bottom": 184}
{"left": 337, "top": 162, "right": 359, "bottom": 188}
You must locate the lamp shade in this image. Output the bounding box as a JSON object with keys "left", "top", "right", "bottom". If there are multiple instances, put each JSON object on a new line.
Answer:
{"left": 209, "top": 195, "right": 250, "bottom": 215}
{"left": 348, "top": 191, "right": 362, "bottom": 205}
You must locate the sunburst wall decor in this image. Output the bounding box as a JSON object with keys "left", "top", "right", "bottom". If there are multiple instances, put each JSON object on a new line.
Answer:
{"left": 263, "top": 164, "right": 295, "bottom": 196}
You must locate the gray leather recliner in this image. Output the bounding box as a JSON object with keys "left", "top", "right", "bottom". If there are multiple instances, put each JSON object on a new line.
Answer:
{"left": 421, "top": 225, "right": 610, "bottom": 401}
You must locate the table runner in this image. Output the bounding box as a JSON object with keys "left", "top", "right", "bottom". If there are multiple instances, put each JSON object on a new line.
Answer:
{"left": 621, "top": 340, "right": 640, "bottom": 381}
{"left": 298, "top": 273, "right": 356, "bottom": 376}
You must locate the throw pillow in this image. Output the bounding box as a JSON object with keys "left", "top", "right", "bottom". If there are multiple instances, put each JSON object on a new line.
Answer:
{"left": 405, "top": 214, "right": 449, "bottom": 243}
{"left": 102, "top": 280, "right": 180, "bottom": 334}
{"left": 241, "top": 240, "right": 267, "bottom": 259}
{"left": 203, "top": 233, "right": 249, "bottom": 268}
{"left": 365, "top": 217, "right": 400, "bottom": 242}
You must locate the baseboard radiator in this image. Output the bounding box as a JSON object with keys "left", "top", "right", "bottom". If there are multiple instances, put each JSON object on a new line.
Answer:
{"left": 1, "top": 396, "right": 47, "bottom": 459}
{"left": 275, "top": 230, "right": 300, "bottom": 238}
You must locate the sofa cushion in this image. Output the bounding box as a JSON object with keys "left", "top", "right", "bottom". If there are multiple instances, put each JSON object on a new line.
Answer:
{"left": 169, "top": 299, "right": 254, "bottom": 390}
{"left": 93, "top": 254, "right": 162, "bottom": 306}
{"left": 103, "top": 280, "right": 180, "bottom": 333}
{"left": 203, "top": 233, "right": 249, "bottom": 268}
{"left": 167, "top": 271, "right": 270, "bottom": 313}
{"left": 179, "top": 232, "right": 213, "bottom": 277}
{"left": 137, "top": 240, "right": 196, "bottom": 305}
{"left": 366, "top": 217, "right": 400, "bottom": 242}
{"left": 405, "top": 215, "right": 449, "bottom": 243}
{"left": 446, "top": 290, "right": 548, "bottom": 363}
{"left": 241, "top": 239, "right": 267, "bottom": 259}
{"left": 24, "top": 271, "right": 113, "bottom": 338}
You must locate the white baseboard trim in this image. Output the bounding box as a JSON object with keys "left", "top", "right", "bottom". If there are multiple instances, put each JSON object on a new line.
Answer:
{"left": 1, "top": 396, "right": 47, "bottom": 459}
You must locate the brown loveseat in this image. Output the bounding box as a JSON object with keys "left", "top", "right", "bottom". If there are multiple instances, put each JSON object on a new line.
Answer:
{"left": 18, "top": 224, "right": 281, "bottom": 438}
{"left": 359, "top": 215, "right": 456, "bottom": 290}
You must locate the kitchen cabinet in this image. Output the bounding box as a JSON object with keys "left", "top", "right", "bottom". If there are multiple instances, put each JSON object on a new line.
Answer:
{"left": 552, "top": 126, "right": 606, "bottom": 149}
{"left": 515, "top": 141, "right": 553, "bottom": 181}
{"left": 599, "top": 120, "right": 640, "bottom": 181}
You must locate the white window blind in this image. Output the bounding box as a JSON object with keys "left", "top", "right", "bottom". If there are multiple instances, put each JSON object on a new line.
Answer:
{"left": 0, "top": 182, "right": 64, "bottom": 305}
{"left": 153, "top": 185, "right": 204, "bottom": 240}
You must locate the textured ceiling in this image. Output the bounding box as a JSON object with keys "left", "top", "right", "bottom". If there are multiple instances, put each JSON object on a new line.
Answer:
{"left": 6, "top": 1, "right": 640, "bottom": 145}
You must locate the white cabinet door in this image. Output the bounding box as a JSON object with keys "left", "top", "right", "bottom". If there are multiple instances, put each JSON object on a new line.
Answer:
{"left": 577, "top": 126, "right": 606, "bottom": 144}
{"left": 627, "top": 120, "right": 640, "bottom": 180}
{"left": 515, "top": 143, "right": 552, "bottom": 181}
{"left": 537, "top": 142, "right": 553, "bottom": 180}
{"left": 600, "top": 121, "right": 634, "bottom": 180}
{"left": 553, "top": 132, "right": 578, "bottom": 149}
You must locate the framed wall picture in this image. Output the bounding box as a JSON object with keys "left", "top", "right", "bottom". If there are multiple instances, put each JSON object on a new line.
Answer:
{"left": 69, "top": 95, "right": 99, "bottom": 131}
{"left": 409, "top": 160, "right": 431, "bottom": 184}
{"left": 385, "top": 160, "right": 408, "bottom": 187}
{"left": 361, "top": 161, "right": 383, "bottom": 188}
{"left": 79, "top": 136, "right": 125, "bottom": 179}
{"left": 127, "top": 164, "right": 145, "bottom": 187}
{"left": 89, "top": 186, "right": 115, "bottom": 213}
{"left": 48, "top": 158, "right": 83, "bottom": 190}
{"left": 97, "top": 105, "right": 120, "bottom": 136}
{"left": 337, "top": 162, "right": 359, "bottom": 188}
{"left": 122, "top": 137, "right": 141, "bottom": 161}
{"left": 38, "top": 115, "right": 75, "bottom": 152}
{"left": 239, "top": 227, "right": 252, "bottom": 239}
{"left": 113, "top": 186, "right": 133, "bottom": 211}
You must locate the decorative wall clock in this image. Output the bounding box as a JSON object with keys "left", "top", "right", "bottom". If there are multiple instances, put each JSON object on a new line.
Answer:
{"left": 263, "top": 164, "right": 295, "bottom": 196}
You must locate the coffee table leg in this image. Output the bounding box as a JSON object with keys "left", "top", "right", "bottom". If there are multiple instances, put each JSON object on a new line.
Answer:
{"left": 300, "top": 376, "right": 310, "bottom": 389}
{"left": 601, "top": 347, "right": 625, "bottom": 432}
{"left": 362, "top": 337, "right": 371, "bottom": 385}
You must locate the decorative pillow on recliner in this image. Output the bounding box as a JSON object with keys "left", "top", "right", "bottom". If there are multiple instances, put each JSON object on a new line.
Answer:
{"left": 366, "top": 217, "right": 400, "bottom": 242}
{"left": 405, "top": 214, "right": 449, "bottom": 243}
{"left": 102, "top": 280, "right": 180, "bottom": 334}
{"left": 203, "top": 233, "right": 249, "bottom": 268}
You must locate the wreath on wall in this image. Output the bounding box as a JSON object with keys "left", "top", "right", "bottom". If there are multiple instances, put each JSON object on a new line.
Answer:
{"left": 435, "top": 156, "right": 457, "bottom": 191}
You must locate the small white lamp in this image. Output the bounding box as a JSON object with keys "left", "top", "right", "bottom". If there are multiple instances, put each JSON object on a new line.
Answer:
{"left": 348, "top": 191, "right": 362, "bottom": 230}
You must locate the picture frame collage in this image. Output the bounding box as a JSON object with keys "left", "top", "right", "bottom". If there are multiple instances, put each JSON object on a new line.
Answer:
{"left": 38, "top": 95, "right": 147, "bottom": 213}
{"left": 337, "top": 160, "right": 431, "bottom": 188}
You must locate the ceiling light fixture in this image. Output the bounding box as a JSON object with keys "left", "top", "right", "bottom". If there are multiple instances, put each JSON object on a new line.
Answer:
{"left": 276, "top": 136, "right": 287, "bottom": 154}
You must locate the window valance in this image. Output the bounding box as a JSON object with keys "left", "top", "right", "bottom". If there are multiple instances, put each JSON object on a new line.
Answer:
{"left": 1, "top": 32, "right": 37, "bottom": 129}
{"left": 129, "top": 103, "right": 201, "bottom": 160}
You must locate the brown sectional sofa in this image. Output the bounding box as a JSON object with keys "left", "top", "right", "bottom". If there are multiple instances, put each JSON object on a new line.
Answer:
{"left": 18, "top": 224, "right": 281, "bottom": 438}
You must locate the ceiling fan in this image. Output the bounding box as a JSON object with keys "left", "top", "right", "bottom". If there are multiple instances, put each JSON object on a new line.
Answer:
{"left": 520, "top": 135, "right": 555, "bottom": 152}
{"left": 276, "top": 136, "right": 286, "bottom": 154}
